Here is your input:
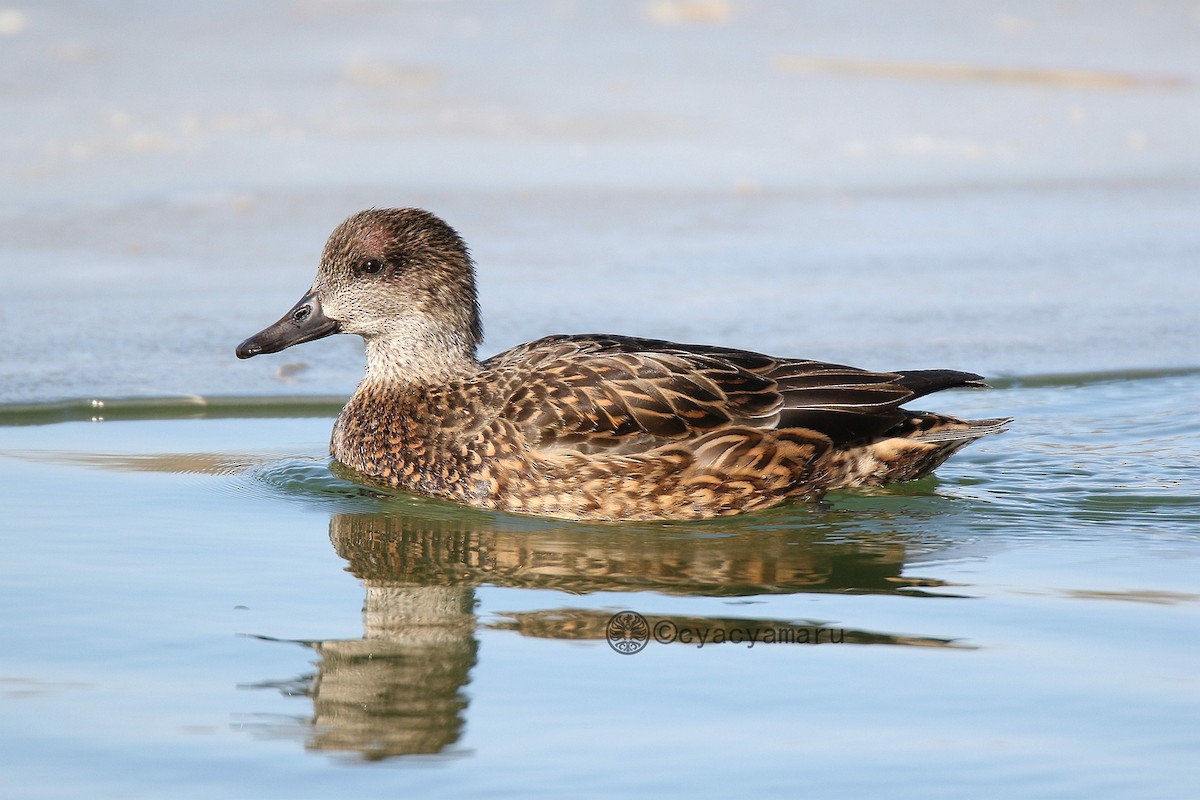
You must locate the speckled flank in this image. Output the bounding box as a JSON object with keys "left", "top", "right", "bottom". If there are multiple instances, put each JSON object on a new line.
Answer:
{"left": 240, "top": 208, "right": 1011, "bottom": 521}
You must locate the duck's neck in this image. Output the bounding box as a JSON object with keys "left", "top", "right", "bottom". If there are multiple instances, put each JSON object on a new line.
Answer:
{"left": 359, "top": 324, "right": 481, "bottom": 390}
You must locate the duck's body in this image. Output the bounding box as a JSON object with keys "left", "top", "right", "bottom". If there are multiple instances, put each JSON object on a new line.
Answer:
{"left": 237, "top": 209, "right": 1009, "bottom": 521}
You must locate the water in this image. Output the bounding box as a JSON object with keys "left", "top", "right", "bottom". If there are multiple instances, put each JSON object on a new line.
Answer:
{"left": 1, "top": 369, "right": 1197, "bottom": 799}
{"left": 3, "top": 0, "right": 1200, "bottom": 403}
{"left": 3, "top": 1, "right": 1199, "bottom": 797}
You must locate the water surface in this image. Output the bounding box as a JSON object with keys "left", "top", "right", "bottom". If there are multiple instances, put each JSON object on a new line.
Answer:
{"left": 1, "top": 369, "right": 1197, "bottom": 798}
{"left": 3, "top": 2, "right": 1198, "bottom": 797}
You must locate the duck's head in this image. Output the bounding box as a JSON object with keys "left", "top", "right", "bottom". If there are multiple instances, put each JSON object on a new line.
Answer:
{"left": 236, "top": 208, "right": 483, "bottom": 378}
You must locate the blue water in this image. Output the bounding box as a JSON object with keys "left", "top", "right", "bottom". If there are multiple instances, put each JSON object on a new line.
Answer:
{"left": 3, "top": 2, "right": 1199, "bottom": 797}
{"left": 1, "top": 369, "right": 1197, "bottom": 799}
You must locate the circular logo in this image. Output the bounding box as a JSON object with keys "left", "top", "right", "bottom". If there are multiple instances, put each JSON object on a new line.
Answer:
{"left": 606, "top": 611, "right": 650, "bottom": 654}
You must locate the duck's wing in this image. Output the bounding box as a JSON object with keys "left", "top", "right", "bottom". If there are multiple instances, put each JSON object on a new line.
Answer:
{"left": 483, "top": 334, "right": 985, "bottom": 455}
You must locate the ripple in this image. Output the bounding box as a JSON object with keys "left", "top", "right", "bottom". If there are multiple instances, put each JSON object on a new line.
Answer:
{"left": 237, "top": 457, "right": 383, "bottom": 505}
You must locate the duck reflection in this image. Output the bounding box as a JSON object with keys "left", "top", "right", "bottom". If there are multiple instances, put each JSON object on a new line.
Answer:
{"left": 329, "top": 504, "right": 955, "bottom": 596}
{"left": 297, "top": 584, "right": 476, "bottom": 761}
{"left": 247, "top": 499, "right": 967, "bottom": 761}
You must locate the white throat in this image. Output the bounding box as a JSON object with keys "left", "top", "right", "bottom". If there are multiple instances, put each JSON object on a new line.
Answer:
{"left": 359, "top": 317, "right": 479, "bottom": 387}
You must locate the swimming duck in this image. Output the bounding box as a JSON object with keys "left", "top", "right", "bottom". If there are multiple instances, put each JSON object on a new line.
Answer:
{"left": 237, "top": 208, "right": 1009, "bottom": 521}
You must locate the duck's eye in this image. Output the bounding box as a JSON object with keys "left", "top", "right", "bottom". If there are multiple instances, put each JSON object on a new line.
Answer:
{"left": 361, "top": 259, "right": 384, "bottom": 275}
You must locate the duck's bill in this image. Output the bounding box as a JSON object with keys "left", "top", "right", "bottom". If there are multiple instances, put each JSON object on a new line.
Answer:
{"left": 235, "top": 291, "right": 341, "bottom": 359}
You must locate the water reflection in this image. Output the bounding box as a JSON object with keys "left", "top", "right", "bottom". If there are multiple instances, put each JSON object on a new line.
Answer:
{"left": 3, "top": 440, "right": 980, "bottom": 759}
{"left": 246, "top": 503, "right": 969, "bottom": 760}
{"left": 302, "top": 585, "right": 476, "bottom": 760}
{"left": 356, "top": 510, "right": 961, "bottom": 591}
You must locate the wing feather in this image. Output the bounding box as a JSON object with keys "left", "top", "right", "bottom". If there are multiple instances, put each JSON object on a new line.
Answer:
{"left": 482, "top": 334, "right": 984, "bottom": 455}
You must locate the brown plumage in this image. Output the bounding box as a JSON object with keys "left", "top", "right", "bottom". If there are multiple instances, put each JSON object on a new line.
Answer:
{"left": 237, "top": 208, "right": 1010, "bottom": 521}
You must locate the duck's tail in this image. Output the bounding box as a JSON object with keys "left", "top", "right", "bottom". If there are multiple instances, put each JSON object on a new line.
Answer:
{"left": 827, "top": 412, "right": 1012, "bottom": 489}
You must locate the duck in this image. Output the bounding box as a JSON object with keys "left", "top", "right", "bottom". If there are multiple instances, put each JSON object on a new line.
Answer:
{"left": 236, "top": 208, "right": 1010, "bottom": 521}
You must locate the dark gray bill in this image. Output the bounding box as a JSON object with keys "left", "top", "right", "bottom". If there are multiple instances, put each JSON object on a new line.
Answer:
{"left": 235, "top": 291, "right": 340, "bottom": 359}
